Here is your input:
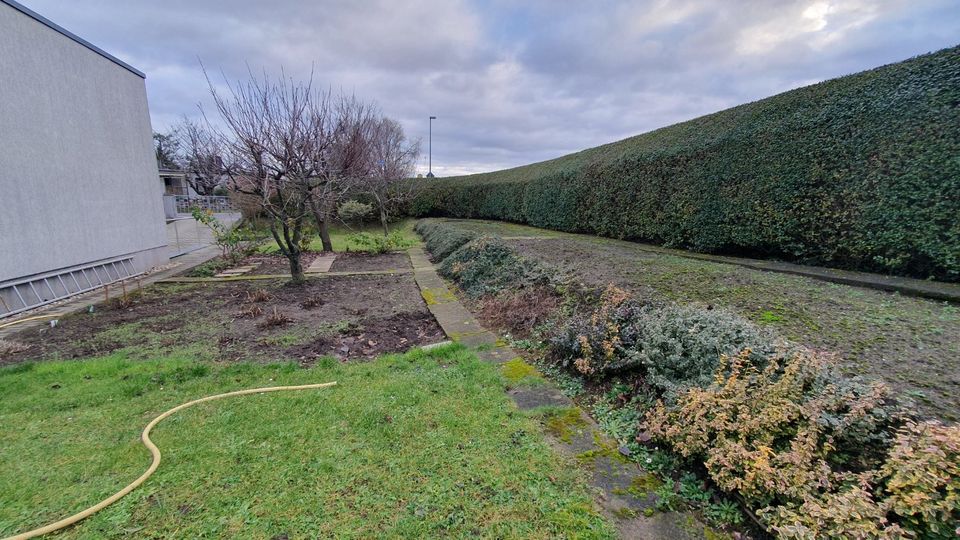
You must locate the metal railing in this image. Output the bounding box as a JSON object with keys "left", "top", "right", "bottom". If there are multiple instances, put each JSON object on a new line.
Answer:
{"left": 174, "top": 195, "right": 236, "bottom": 214}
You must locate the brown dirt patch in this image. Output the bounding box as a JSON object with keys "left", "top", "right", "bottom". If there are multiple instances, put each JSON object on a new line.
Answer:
{"left": 286, "top": 310, "right": 444, "bottom": 361}
{"left": 2, "top": 274, "right": 444, "bottom": 366}
{"left": 329, "top": 252, "right": 411, "bottom": 273}
{"left": 244, "top": 253, "right": 321, "bottom": 275}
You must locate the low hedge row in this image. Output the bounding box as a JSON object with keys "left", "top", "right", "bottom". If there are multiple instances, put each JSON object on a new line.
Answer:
{"left": 415, "top": 219, "right": 550, "bottom": 297}
{"left": 414, "top": 220, "right": 478, "bottom": 261}
{"left": 410, "top": 46, "right": 960, "bottom": 281}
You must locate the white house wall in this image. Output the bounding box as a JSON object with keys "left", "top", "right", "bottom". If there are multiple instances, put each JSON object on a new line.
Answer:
{"left": 0, "top": 1, "right": 167, "bottom": 284}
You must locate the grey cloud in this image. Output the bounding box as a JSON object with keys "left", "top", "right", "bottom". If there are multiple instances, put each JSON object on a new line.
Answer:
{"left": 17, "top": 0, "right": 960, "bottom": 176}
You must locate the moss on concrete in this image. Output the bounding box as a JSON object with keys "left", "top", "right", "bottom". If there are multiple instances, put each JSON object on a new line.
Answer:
{"left": 501, "top": 357, "right": 542, "bottom": 384}
{"left": 540, "top": 406, "right": 587, "bottom": 443}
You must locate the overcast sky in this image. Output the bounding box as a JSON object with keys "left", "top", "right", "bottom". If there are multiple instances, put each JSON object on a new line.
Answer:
{"left": 20, "top": 0, "right": 960, "bottom": 176}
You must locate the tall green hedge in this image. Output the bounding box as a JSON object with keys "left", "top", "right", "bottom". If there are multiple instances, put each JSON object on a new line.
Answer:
{"left": 410, "top": 46, "right": 960, "bottom": 281}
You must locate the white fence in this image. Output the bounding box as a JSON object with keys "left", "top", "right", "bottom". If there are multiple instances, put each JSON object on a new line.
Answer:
{"left": 174, "top": 195, "right": 236, "bottom": 214}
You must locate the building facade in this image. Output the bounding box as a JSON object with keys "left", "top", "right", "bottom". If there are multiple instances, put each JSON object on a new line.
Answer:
{"left": 0, "top": 0, "right": 168, "bottom": 317}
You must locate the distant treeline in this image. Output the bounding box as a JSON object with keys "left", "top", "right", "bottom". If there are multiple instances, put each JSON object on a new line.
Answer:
{"left": 410, "top": 46, "right": 960, "bottom": 282}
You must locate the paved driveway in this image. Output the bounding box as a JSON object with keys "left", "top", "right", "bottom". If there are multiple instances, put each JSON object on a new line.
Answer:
{"left": 166, "top": 213, "right": 240, "bottom": 258}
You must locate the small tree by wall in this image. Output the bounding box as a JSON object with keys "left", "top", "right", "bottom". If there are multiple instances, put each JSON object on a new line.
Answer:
{"left": 364, "top": 117, "right": 421, "bottom": 235}
{"left": 175, "top": 117, "right": 226, "bottom": 196}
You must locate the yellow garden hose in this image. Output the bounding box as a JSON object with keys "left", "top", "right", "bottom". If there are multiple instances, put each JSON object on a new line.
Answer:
{"left": 0, "top": 315, "right": 61, "bottom": 330}
{"left": 5, "top": 381, "right": 338, "bottom": 540}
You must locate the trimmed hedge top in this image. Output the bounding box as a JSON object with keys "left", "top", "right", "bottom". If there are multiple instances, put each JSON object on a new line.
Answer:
{"left": 411, "top": 46, "right": 960, "bottom": 281}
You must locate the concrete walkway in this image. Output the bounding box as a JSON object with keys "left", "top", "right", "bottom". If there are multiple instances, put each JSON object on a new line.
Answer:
{"left": 166, "top": 212, "right": 240, "bottom": 258}
{"left": 406, "top": 245, "right": 712, "bottom": 539}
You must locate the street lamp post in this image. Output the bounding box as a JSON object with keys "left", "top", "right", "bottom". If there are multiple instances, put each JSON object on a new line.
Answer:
{"left": 427, "top": 115, "right": 437, "bottom": 178}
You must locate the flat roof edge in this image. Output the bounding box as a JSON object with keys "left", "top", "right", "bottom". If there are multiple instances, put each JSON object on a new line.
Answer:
{"left": 1, "top": 0, "right": 146, "bottom": 79}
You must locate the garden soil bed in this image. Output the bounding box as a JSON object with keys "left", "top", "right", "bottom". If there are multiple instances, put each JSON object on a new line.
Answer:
{"left": 329, "top": 252, "right": 411, "bottom": 273}
{"left": 243, "top": 253, "right": 322, "bottom": 275}
{"left": 2, "top": 274, "right": 445, "bottom": 366}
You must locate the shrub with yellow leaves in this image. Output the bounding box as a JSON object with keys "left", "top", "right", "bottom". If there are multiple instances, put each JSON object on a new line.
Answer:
{"left": 880, "top": 421, "right": 960, "bottom": 538}
{"left": 644, "top": 348, "right": 959, "bottom": 538}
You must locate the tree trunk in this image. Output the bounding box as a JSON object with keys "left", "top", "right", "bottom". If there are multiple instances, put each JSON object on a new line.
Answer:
{"left": 286, "top": 252, "right": 305, "bottom": 284}
{"left": 318, "top": 218, "right": 333, "bottom": 252}
{"left": 379, "top": 207, "right": 389, "bottom": 237}
{"left": 309, "top": 197, "right": 334, "bottom": 252}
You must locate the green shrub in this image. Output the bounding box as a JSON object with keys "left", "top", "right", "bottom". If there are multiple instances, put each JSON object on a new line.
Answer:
{"left": 338, "top": 200, "right": 374, "bottom": 223}
{"left": 548, "top": 286, "right": 775, "bottom": 399}
{"left": 410, "top": 46, "right": 960, "bottom": 281}
{"left": 191, "top": 208, "right": 265, "bottom": 263}
{"left": 414, "top": 220, "right": 479, "bottom": 262}
{"left": 438, "top": 237, "right": 550, "bottom": 298}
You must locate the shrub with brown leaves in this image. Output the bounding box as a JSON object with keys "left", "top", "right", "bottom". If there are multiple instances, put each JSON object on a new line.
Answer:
{"left": 299, "top": 294, "right": 324, "bottom": 310}
{"left": 246, "top": 289, "right": 271, "bottom": 303}
{"left": 478, "top": 286, "right": 559, "bottom": 338}
{"left": 880, "top": 421, "right": 960, "bottom": 537}
{"left": 259, "top": 307, "right": 291, "bottom": 328}
{"left": 645, "top": 349, "right": 902, "bottom": 500}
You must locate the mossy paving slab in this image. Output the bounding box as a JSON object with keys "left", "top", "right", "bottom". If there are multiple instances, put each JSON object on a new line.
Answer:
{"left": 533, "top": 400, "right": 711, "bottom": 538}
{"left": 508, "top": 386, "right": 570, "bottom": 409}
{"left": 476, "top": 346, "right": 516, "bottom": 363}
{"left": 407, "top": 246, "right": 713, "bottom": 539}
{"left": 419, "top": 286, "right": 457, "bottom": 305}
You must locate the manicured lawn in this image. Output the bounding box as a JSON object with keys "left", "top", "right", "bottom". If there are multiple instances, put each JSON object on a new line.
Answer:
{"left": 0, "top": 346, "right": 613, "bottom": 538}
{"left": 259, "top": 219, "right": 419, "bottom": 255}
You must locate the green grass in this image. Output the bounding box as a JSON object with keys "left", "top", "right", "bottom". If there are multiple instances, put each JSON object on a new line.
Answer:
{"left": 0, "top": 346, "right": 613, "bottom": 538}
{"left": 260, "top": 219, "right": 419, "bottom": 254}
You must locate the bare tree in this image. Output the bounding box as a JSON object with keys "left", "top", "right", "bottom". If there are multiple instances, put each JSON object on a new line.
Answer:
{"left": 153, "top": 130, "right": 181, "bottom": 170}
{"left": 364, "top": 117, "right": 421, "bottom": 235}
{"left": 205, "top": 67, "right": 330, "bottom": 284}
{"left": 175, "top": 117, "right": 226, "bottom": 196}
{"left": 306, "top": 94, "right": 380, "bottom": 251}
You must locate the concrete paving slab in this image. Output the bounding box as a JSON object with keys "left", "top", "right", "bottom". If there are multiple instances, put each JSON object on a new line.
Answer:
{"left": 508, "top": 386, "right": 571, "bottom": 410}
{"left": 476, "top": 346, "right": 516, "bottom": 364}
{"left": 305, "top": 254, "right": 337, "bottom": 273}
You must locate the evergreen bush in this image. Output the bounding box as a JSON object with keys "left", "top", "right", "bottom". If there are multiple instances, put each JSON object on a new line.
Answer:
{"left": 410, "top": 47, "right": 960, "bottom": 281}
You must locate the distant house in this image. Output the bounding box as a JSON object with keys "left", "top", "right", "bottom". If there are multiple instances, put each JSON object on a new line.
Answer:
{"left": 160, "top": 168, "right": 197, "bottom": 197}
{"left": 0, "top": 0, "right": 168, "bottom": 317}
